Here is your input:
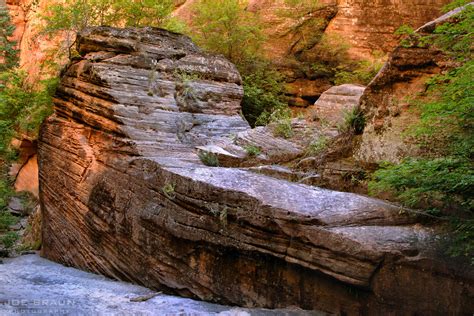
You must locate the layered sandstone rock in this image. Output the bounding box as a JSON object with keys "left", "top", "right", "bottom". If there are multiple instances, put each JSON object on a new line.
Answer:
{"left": 312, "top": 84, "right": 365, "bottom": 128}
{"left": 39, "top": 26, "right": 474, "bottom": 314}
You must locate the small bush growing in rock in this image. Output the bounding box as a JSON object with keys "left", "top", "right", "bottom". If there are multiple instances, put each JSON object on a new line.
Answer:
{"left": 198, "top": 151, "right": 219, "bottom": 167}
{"left": 256, "top": 108, "right": 294, "bottom": 139}
{"left": 337, "top": 107, "right": 366, "bottom": 134}
{"left": 241, "top": 64, "right": 288, "bottom": 127}
{"left": 306, "top": 136, "right": 328, "bottom": 156}
{"left": 0, "top": 231, "right": 19, "bottom": 249}
{"left": 162, "top": 183, "right": 176, "bottom": 200}
{"left": 244, "top": 145, "right": 261, "bottom": 157}
{"left": 0, "top": 211, "right": 16, "bottom": 232}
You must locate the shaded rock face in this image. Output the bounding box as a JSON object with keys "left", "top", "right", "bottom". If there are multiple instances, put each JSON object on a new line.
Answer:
{"left": 38, "top": 26, "right": 474, "bottom": 314}
{"left": 1, "top": 254, "right": 318, "bottom": 315}
{"left": 354, "top": 10, "right": 459, "bottom": 164}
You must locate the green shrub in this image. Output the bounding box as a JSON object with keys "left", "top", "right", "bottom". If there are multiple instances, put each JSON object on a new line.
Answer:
{"left": 334, "top": 57, "right": 385, "bottom": 86}
{"left": 191, "top": 0, "right": 264, "bottom": 65}
{"left": 190, "top": 0, "right": 290, "bottom": 126}
{"left": 306, "top": 136, "right": 328, "bottom": 156}
{"left": 244, "top": 145, "right": 261, "bottom": 157}
{"left": 369, "top": 158, "right": 473, "bottom": 211}
{"left": 40, "top": 0, "right": 186, "bottom": 62}
{"left": 311, "top": 36, "right": 385, "bottom": 85}
{"left": 337, "top": 107, "right": 366, "bottom": 134}
{"left": 0, "top": 231, "right": 18, "bottom": 249}
{"left": 198, "top": 151, "right": 219, "bottom": 167}
{"left": 241, "top": 63, "right": 288, "bottom": 127}
{"left": 0, "top": 211, "right": 16, "bottom": 232}
{"left": 0, "top": 70, "right": 57, "bottom": 158}
{"left": 448, "top": 219, "right": 474, "bottom": 264}
{"left": 0, "top": 6, "right": 18, "bottom": 72}
{"left": 259, "top": 107, "right": 294, "bottom": 139}
{"left": 370, "top": 2, "right": 473, "bottom": 261}
{"left": 162, "top": 183, "right": 176, "bottom": 200}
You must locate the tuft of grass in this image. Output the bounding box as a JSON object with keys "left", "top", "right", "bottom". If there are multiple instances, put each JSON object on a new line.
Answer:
{"left": 259, "top": 108, "right": 294, "bottom": 139}
{"left": 198, "top": 151, "right": 219, "bottom": 167}
{"left": 337, "top": 107, "right": 366, "bottom": 134}
{"left": 306, "top": 136, "right": 329, "bottom": 156}
{"left": 208, "top": 203, "right": 228, "bottom": 227}
{"left": 244, "top": 145, "right": 261, "bottom": 157}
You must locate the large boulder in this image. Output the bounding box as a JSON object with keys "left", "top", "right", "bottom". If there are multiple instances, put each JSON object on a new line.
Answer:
{"left": 312, "top": 84, "right": 365, "bottom": 128}
{"left": 39, "top": 27, "right": 473, "bottom": 314}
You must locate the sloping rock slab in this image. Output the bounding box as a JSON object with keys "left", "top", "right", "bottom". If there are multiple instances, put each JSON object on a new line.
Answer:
{"left": 39, "top": 26, "right": 474, "bottom": 315}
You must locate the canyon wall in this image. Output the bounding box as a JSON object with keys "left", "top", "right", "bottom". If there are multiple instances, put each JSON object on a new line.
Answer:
{"left": 8, "top": 0, "right": 452, "bottom": 104}
{"left": 354, "top": 7, "right": 463, "bottom": 164}
{"left": 176, "top": 0, "right": 452, "bottom": 105}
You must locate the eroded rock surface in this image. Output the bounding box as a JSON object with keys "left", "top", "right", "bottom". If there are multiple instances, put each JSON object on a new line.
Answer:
{"left": 39, "top": 27, "right": 474, "bottom": 315}
{"left": 312, "top": 84, "right": 365, "bottom": 128}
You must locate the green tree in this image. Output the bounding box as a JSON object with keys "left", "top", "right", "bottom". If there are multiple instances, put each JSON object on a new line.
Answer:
{"left": 0, "top": 4, "right": 18, "bottom": 72}
{"left": 241, "top": 64, "right": 288, "bottom": 126}
{"left": 191, "top": 0, "right": 289, "bottom": 126}
{"left": 41, "top": 0, "right": 186, "bottom": 61}
{"left": 191, "top": 0, "right": 264, "bottom": 65}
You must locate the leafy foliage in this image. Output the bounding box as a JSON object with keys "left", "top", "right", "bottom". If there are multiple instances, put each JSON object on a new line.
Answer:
{"left": 370, "top": 2, "right": 473, "bottom": 261}
{"left": 0, "top": 70, "right": 57, "bottom": 158}
{"left": 261, "top": 107, "right": 294, "bottom": 139}
{"left": 334, "top": 57, "right": 385, "bottom": 86}
{"left": 191, "top": 0, "right": 290, "bottom": 126}
{"left": 0, "top": 231, "right": 19, "bottom": 249}
{"left": 311, "top": 35, "right": 385, "bottom": 85}
{"left": 241, "top": 64, "right": 288, "bottom": 127}
{"left": 370, "top": 158, "right": 473, "bottom": 210}
{"left": 337, "top": 107, "right": 366, "bottom": 134}
{"left": 306, "top": 136, "right": 328, "bottom": 156}
{"left": 433, "top": 4, "right": 473, "bottom": 60}
{"left": 0, "top": 6, "right": 18, "bottom": 72}
{"left": 191, "top": 0, "right": 264, "bottom": 65}
{"left": 42, "top": 0, "right": 184, "bottom": 32}
{"left": 244, "top": 145, "right": 261, "bottom": 157}
{"left": 41, "top": 0, "right": 186, "bottom": 60}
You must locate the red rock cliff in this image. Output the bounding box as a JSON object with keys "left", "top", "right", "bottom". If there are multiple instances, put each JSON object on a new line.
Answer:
{"left": 9, "top": 0, "right": 451, "bottom": 101}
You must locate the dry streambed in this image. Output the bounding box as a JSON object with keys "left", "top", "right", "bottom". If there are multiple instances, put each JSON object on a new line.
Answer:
{"left": 0, "top": 254, "right": 319, "bottom": 315}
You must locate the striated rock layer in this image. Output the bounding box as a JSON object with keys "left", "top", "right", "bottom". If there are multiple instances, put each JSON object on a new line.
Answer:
{"left": 39, "top": 27, "right": 474, "bottom": 314}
